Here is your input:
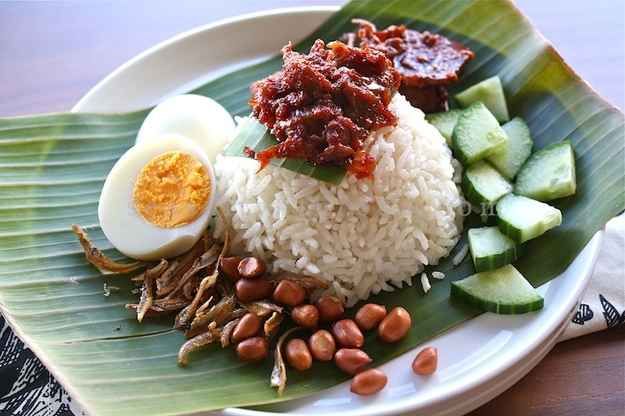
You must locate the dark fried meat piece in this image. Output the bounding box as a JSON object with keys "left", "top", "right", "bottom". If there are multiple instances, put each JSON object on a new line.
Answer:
{"left": 353, "top": 19, "right": 474, "bottom": 87}
{"left": 347, "top": 19, "right": 474, "bottom": 112}
{"left": 399, "top": 84, "right": 449, "bottom": 113}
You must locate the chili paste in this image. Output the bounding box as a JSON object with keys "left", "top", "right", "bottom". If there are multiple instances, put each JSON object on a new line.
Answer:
{"left": 249, "top": 40, "right": 401, "bottom": 178}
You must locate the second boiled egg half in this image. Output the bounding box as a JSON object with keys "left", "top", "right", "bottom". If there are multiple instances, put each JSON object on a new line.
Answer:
{"left": 136, "top": 94, "right": 235, "bottom": 162}
{"left": 98, "top": 95, "right": 234, "bottom": 260}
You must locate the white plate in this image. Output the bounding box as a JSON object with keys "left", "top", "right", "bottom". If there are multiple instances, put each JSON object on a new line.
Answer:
{"left": 73, "top": 7, "right": 603, "bottom": 416}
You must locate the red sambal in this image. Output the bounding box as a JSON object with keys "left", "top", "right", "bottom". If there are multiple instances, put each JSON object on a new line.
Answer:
{"left": 249, "top": 39, "right": 402, "bottom": 178}
{"left": 344, "top": 19, "right": 474, "bottom": 113}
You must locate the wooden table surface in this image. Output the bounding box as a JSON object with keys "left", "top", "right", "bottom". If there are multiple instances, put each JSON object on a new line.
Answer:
{"left": 1, "top": 1, "right": 623, "bottom": 415}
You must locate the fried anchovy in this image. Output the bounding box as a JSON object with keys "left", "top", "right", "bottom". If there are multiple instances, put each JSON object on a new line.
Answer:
{"left": 153, "top": 297, "right": 189, "bottom": 311}
{"left": 185, "top": 295, "right": 235, "bottom": 338}
{"left": 131, "top": 273, "right": 145, "bottom": 283}
{"left": 177, "top": 322, "right": 220, "bottom": 367}
{"left": 172, "top": 213, "right": 232, "bottom": 328}
{"left": 154, "top": 259, "right": 180, "bottom": 292}
{"left": 264, "top": 311, "right": 283, "bottom": 339}
{"left": 272, "top": 272, "right": 329, "bottom": 292}
{"left": 271, "top": 327, "right": 301, "bottom": 396}
{"left": 157, "top": 234, "right": 213, "bottom": 297}
{"left": 137, "top": 259, "right": 168, "bottom": 322}
{"left": 220, "top": 318, "right": 241, "bottom": 348}
{"left": 196, "top": 296, "right": 215, "bottom": 315}
{"left": 126, "top": 295, "right": 188, "bottom": 316}
{"left": 175, "top": 303, "right": 194, "bottom": 330}
{"left": 72, "top": 225, "right": 144, "bottom": 274}
{"left": 165, "top": 243, "right": 221, "bottom": 299}
{"left": 125, "top": 303, "right": 169, "bottom": 318}
{"left": 182, "top": 276, "right": 200, "bottom": 300}
{"left": 244, "top": 301, "right": 284, "bottom": 317}
{"left": 175, "top": 271, "right": 219, "bottom": 330}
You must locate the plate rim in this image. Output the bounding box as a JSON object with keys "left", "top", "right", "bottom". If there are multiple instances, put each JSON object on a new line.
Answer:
{"left": 62, "top": 5, "right": 605, "bottom": 416}
{"left": 72, "top": 5, "right": 339, "bottom": 113}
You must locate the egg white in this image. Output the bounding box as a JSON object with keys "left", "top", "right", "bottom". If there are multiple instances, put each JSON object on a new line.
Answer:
{"left": 136, "top": 94, "right": 235, "bottom": 162}
{"left": 98, "top": 135, "right": 216, "bottom": 261}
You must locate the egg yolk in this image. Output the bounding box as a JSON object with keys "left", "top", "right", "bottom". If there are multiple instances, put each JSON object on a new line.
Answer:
{"left": 133, "top": 151, "right": 210, "bottom": 228}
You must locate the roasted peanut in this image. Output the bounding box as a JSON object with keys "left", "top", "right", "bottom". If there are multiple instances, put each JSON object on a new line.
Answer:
{"left": 272, "top": 280, "right": 306, "bottom": 307}
{"left": 355, "top": 303, "right": 387, "bottom": 331}
{"left": 236, "top": 337, "right": 268, "bottom": 362}
{"left": 231, "top": 313, "right": 261, "bottom": 343}
{"left": 334, "top": 348, "right": 372, "bottom": 375}
{"left": 235, "top": 278, "right": 273, "bottom": 303}
{"left": 412, "top": 347, "right": 438, "bottom": 375}
{"left": 332, "top": 319, "right": 364, "bottom": 348}
{"left": 378, "top": 306, "right": 411, "bottom": 343}
{"left": 285, "top": 338, "right": 313, "bottom": 371}
{"left": 308, "top": 329, "right": 336, "bottom": 361}
{"left": 220, "top": 256, "right": 242, "bottom": 280}
{"left": 291, "top": 304, "right": 319, "bottom": 329}
{"left": 237, "top": 257, "right": 266, "bottom": 279}
{"left": 350, "top": 369, "right": 387, "bottom": 396}
{"left": 316, "top": 295, "right": 344, "bottom": 322}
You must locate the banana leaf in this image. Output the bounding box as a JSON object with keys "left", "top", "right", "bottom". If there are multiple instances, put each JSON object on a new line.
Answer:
{"left": 0, "top": 0, "right": 623, "bottom": 415}
{"left": 223, "top": 117, "right": 347, "bottom": 184}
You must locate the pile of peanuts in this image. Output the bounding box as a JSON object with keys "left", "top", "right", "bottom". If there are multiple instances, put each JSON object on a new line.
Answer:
{"left": 222, "top": 255, "right": 438, "bottom": 396}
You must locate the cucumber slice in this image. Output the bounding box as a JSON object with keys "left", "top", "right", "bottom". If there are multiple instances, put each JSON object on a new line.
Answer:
{"left": 468, "top": 226, "right": 521, "bottom": 272}
{"left": 426, "top": 109, "right": 462, "bottom": 145}
{"left": 452, "top": 102, "right": 508, "bottom": 165}
{"left": 455, "top": 76, "right": 510, "bottom": 123}
{"left": 463, "top": 161, "right": 512, "bottom": 206}
{"left": 496, "top": 194, "right": 562, "bottom": 243}
{"left": 487, "top": 117, "right": 533, "bottom": 179}
{"left": 450, "top": 264, "right": 544, "bottom": 314}
{"left": 515, "top": 141, "right": 576, "bottom": 201}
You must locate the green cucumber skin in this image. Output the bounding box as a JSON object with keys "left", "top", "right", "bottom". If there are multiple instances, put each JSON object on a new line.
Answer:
{"left": 472, "top": 247, "right": 517, "bottom": 272}
{"left": 470, "top": 241, "right": 523, "bottom": 273}
{"left": 455, "top": 76, "right": 510, "bottom": 123}
{"left": 488, "top": 117, "right": 534, "bottom": 180}
{"left": 463, "top": 173, "right": 487, "bottom": 206}
{"left": 468, "top": 226, "right": 522, "bottom": 272}
{"left": 426, "top": 109, "right": 462, "bottom": 145}
{"left": 497, "top": 211, "right": 562, "bottom": 244}
{"left": 514, "top": 141, "right": 577, "bottom": 201}
{"left": 496, "top": 216, "right": 525, "bottom": 243}
{"left": 451, "top": 283, "right": 544, "bottom": 314}
{"left": 496, "top": 194, "right": 563, "bottom": 243}
{"left": 452, "top": 102, "right": 508, "bottom": 165}
{"left": 462, "top": 161, "right": 512, "bottom": 206}
{"left": 450, "top": 265, "right": 544, "bottom": 314}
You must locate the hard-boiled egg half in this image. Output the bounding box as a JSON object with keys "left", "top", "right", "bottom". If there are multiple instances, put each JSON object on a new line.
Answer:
{"left": 136, "top": 94, "right": 235, "bottom": 162}
{"left": 98, "top": 95, "right": 234, "bottom": 261}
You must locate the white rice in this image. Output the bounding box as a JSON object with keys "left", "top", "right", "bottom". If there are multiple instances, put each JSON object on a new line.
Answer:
{"left": 420, "top": 272, "right": 431, "bottom": 294}
{"left": 431, "top": 271, "right": 446, "bottom": 280}
{"left": 452, "top": 243, "right": 469, "bottom": 266}
{"left": 213, "top": 94, "right": 464, "bottom": 305}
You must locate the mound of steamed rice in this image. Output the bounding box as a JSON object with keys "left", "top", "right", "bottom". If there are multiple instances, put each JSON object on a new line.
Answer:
{"left": 213, "top": 94, "right": 464, "bottom": 306}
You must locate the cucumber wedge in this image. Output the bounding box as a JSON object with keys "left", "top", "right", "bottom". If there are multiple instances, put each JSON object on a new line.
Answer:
{"left": 468, "top": 226, "right": 520, "bottom": 272}
{"left": 450, "top": 265, "right": 544, "bottom": 314}
{"left": 463, "top": 161, "right": 512, "bottom": 206}
{"left": 515, "top": 141, "right": 576, "bottom": 201}
{"left": 452, "top": 102, "right": 508, "bottom": 165}
{"left": 426, "top": 109, "right": 462, "bottom": 145}
{"left": 496, "top": 194, "right": 562, "bottom": 243}
{"left": 487, "top": 117, "right": 533, "bottom": 179}
{"left": 455, "top": 76, "right": 510, "bottom": 123}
